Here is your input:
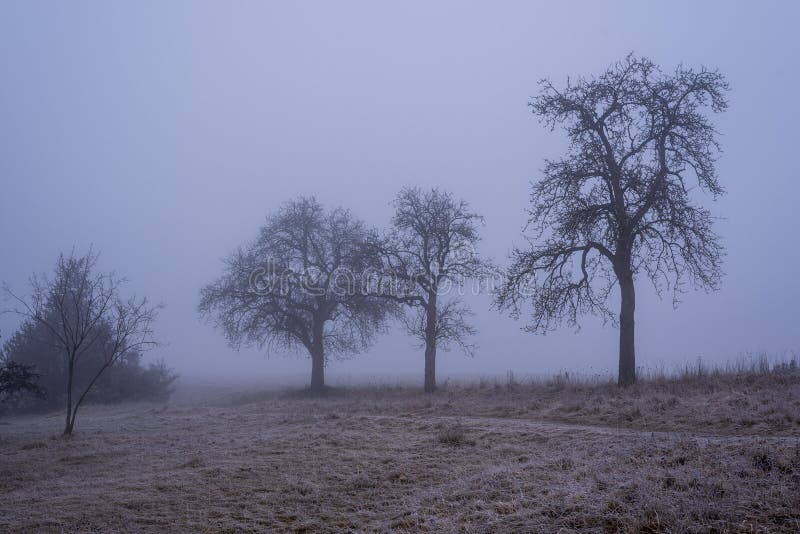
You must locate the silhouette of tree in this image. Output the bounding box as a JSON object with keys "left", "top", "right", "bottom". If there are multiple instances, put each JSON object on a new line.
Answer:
{"left": 199, "top": 197, "right": 392, "bottom": 392}
{"left": 4, "top": 249, "right": 160, "bottom": 433}
{"left": 497, "top": 55, "right": 729, "bottom": 386}
{"left": 371, "top": 187, "right": 488, "bottom": 393}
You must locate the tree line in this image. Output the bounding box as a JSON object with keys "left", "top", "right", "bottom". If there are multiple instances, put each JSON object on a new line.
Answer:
{"left": 1, "top": 54, "right": 729, "bottom": 432}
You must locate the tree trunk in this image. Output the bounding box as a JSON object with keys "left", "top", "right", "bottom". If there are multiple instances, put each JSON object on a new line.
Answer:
{"left": 310, "top": 317, "right": 325, "bottom": 393}
{"left": 63, "top": 357, "right": 75, "bottom": 435}
{"left": 423, "top": 291, "right": 437, "bottom": 393}
{"left": 617, "top": 272, "right": 636, "bottom": 387}
{"left": 310, "top": 348, "right": 324, "bottom": 392}
{"left": 68, "top": 361, "right": 113, "bottom": 436}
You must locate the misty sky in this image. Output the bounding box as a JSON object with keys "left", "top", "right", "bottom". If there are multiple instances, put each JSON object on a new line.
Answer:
{"left": 2, "top": 2, "right": 798, "bottom": 384}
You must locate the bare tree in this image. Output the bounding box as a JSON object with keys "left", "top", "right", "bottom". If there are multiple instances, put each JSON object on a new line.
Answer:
{"left": 199, "top": 197, "right": 391, "bottom": 393}
{"left": 371, "top": 187, "right": 487, "bottom": 393}
{"left": 3, "top": 250, "right": 160, "bottom": 434}
{"left": 496, "top": 55, "right": 729, "bottom": 386}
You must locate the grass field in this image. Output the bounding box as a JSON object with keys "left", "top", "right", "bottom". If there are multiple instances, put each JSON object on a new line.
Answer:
{"left": 1, "top": 368, "right": 799, "bottom": 532}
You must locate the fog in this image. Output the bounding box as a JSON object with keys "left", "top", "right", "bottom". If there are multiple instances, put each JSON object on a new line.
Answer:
{"left": 1, "top": 1, "right": 798, "bottom": 384}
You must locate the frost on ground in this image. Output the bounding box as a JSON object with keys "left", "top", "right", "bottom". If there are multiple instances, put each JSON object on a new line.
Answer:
{"left": 1, "top": 372, "right": 799, "bottom": 532}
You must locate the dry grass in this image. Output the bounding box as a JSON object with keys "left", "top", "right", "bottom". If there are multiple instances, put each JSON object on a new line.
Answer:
{"left": 1, "top": 367, "right": 799, "bottom": 532}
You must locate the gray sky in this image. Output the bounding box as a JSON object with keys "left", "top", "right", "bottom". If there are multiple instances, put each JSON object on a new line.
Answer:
{"left": 2, "top": 1, "right": 798, "bottom": 383}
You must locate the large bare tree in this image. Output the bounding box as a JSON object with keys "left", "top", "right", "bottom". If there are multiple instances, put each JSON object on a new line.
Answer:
{"left": 371, "top": 187, "right": 487, "bottom": 393}
{"left": 496, "top": 55, "right": 729, "bottom": 386}
{"left": 199, "top": 197, "right": 391, "bottom": 392}
{"left": 3, "top": 250, "right": 160, "bottom": 434}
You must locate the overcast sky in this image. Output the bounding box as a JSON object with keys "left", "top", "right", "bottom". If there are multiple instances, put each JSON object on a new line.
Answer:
{"left": 1, "top": 1, "right": 798, "bottom": 384}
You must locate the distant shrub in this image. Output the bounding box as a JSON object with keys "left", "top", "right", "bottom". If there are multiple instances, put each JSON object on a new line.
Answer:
{"left": 0, "top": 360, "right": 44, "bottom": 404}
{"left": 1, "top": 322, "right": 177, "bottom": 414}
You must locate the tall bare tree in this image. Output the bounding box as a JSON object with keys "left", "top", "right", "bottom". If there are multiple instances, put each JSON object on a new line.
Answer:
{"left": 497, "top": 55, "right": 729, "bottom": 386}
{"left": 3, "top": 250, "right": 160, "bottom": 434}
{"left": 371, "top": 187, "right": 487, "bottom": 393}
{"left": 199, "top": 197, "right": 391, "bottom": 392}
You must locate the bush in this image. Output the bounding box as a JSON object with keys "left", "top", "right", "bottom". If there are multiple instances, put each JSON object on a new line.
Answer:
{"left": 1, "top": 321, "right": 177, "bottom": 414}
{"left": 0, "top": 361, "right": 44, "bottom": 403}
